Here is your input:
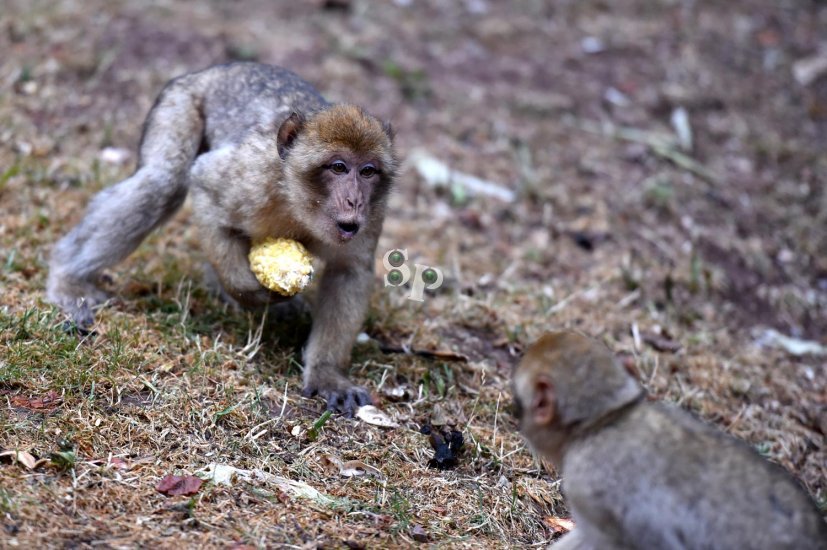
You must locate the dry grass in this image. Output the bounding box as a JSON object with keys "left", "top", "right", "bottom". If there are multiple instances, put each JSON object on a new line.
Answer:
{"left": 1, "top": 0, "right": 825, "bottom": 547}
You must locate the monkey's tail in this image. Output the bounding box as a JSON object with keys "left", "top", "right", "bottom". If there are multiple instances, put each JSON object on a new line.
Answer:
{"left": 48, "top": 74, "right": 207, "bottom": 304}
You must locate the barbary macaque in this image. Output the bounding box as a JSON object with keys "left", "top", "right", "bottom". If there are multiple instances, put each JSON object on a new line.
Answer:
{"left": 48, "top": 63, "right": 397, "bottom": 416}
{"left": 513, "top": 331, "right": 827, "bottom": 549}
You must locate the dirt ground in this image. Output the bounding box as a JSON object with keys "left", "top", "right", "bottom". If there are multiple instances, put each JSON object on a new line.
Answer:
{"left": 1, "top": 0, "right": 825, "bottom": 547}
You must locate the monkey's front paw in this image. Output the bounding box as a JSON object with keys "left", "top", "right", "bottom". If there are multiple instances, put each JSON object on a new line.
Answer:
{"left": 302, "top": 372, "right": 373, "bottom": 417}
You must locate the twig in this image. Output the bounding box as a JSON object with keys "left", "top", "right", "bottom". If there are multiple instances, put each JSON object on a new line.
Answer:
{"left": 378, "top": 343, "right": 469, "bottom": 362}
{"left": 573, "top": 118, "right": 723, "bottom": 186}
{"left": 546, "top": 274, "right": 612, "bottom": 315}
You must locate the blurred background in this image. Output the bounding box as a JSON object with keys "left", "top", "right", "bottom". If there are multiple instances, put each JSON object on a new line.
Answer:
{"left": 1, "top": 0, "right": 825, "bottom": 546}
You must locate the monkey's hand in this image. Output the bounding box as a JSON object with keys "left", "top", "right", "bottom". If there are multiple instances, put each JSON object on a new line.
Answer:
{"left": 302, "top": 367, "right": 373, "bottom": 417}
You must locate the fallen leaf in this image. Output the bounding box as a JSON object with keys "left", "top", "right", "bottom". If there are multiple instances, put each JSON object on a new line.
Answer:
{"left": 340, "top": 460, "right": 384, "bottom": 479}
{"left": 793, "top": 51, "right": 827, "bottom": 86}
{"left": 99, "top": 147, "right": 131, "bottom": 165}
{"left": 545, "top": 516, "right": 575, "bottom": 534}
{"left": 320, "top": 454, "right": 385, "bottom": 479}
{"left": 429, "top": 403, "right": 450, "bottom": 426}
{"left": 156, "top": 474, "right": 204, "bottom": 496}
{"left": 11, "top": 390, "right": 62, "bottom": 411}
{"left": 0, "top": 450, "right": 37, "bottom": 469}
{"left": 355, "top": 405, "right": 399, "bottom": 428}
{"left": 319, "top": 454, "right": 343, "bottom": 475}
{"left": 410, "top": 524, "right": 429, "bottom": 542}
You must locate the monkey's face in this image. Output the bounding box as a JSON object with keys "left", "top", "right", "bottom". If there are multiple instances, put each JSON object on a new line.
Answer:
{"left": 513, "top": 365, "right": 557, "bottom": 441}
{"left": 511, "top": 334, "right": 573, "bottom": 463}
{"left": 512, "top": 332, "right": 645, "bottom": 465}
{"left": 278, "top": 105, "right": 397, "bottom": 247}
{"left": 313, "top": 152, "right": 388, "bottom": 244}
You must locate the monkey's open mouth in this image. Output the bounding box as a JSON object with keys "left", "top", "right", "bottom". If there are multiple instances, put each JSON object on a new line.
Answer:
{"left": 336, "top": 221, "right": 359, "bottom": 240}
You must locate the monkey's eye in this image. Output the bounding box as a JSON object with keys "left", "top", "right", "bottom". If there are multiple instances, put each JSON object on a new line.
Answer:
{"left": 330, "top": 161, "right": 348, "bottom": 174}
{"left": 359, "top": 165, "right": 377, "bottom": 178}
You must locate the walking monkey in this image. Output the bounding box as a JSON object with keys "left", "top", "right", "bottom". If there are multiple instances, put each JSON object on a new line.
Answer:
{"left": 48, "top": 63, "right": 398, "bottom": 416}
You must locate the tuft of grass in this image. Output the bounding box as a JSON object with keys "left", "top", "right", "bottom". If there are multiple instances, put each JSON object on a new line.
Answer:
{"left": 389, "top": 489, "right": 413, "bottom": 533}
{"left": 306, "top": 410, "right": 333, "bottom": 442}
{"left": 49, "top": 450, "right": 78, "bottom": 471}
{"left": 0, "top": 306, "right": 141, "bottom": 395}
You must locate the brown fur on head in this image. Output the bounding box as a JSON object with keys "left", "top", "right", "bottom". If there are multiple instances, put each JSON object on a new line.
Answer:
{"left": 513, "top": 331, "right": 643, "bottom": 463}
{"left": 278, "top": 105, "right": 397, "bottom": 247}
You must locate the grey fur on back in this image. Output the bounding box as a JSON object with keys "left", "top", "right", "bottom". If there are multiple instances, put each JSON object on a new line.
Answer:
{"left": 563, "top": 402, "right": 827, "bottom": 550}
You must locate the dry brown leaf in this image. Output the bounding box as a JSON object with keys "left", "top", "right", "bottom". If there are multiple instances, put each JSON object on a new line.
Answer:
{"left": 410, "top": 524, "right": 429, "bottom": 542}
{"left": 156, "top": 474, "right": 204, "bottom": 496}
{"left": 10, "top": 390, "right": 63, "bottom": 411}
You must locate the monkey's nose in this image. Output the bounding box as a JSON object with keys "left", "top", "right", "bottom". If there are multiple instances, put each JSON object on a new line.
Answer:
{"left": 337, "top": 221, "right": 360, "bottom": 239}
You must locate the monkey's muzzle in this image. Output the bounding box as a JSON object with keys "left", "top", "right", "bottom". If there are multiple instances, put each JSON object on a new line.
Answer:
{"left": 336, "top": 221, "right": 360, "bottom": 240}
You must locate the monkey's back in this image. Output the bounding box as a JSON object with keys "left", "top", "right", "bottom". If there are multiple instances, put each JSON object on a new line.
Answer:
{"left": 162, "top": 62, "right": 329, "bottom": 150}
{"left": 563, "top": 402, "right": 827, "bottom": 549}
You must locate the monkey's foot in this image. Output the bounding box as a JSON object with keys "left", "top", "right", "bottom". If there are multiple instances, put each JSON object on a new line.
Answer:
{"left": 302, "top": 371, "right": 373, "bottom": 417}
{"left": 46, "top": 276, "right": 111, "bottom": 330}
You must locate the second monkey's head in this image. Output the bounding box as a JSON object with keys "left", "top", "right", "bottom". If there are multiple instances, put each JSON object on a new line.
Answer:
{"left": 277, "top": 105, "right": 398, "bottom": 246}
{"left": 512, "top": 331, "right": 644, "bottom": 464}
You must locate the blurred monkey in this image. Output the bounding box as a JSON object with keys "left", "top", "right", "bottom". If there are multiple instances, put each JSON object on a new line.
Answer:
{"left": 513, "top": 331, "right": 827, "bottom": 549}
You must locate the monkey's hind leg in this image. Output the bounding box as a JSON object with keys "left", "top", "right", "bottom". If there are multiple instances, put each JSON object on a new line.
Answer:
{"left": 48, "top": 76, "right": 204, "bottom": 328}
{"left": 47, "top": 167, "right": 189, "bottom": 327}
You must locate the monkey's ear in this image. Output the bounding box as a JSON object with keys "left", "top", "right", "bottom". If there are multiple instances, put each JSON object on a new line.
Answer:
{"left": 383, "top": 121, "right": 395, "bottom": 141}
{"left": 278, "top": 112, "right": 306, "bottom": 159}
{"left": 531, "top": 376, "right": 556, "bottom": 426}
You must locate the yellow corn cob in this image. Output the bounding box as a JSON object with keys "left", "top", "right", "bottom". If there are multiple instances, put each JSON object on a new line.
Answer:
{"left": 249, "top": 238, "right": 314, "bottom": 296}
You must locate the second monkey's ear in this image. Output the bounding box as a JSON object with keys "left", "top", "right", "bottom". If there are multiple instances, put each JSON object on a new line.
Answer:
{"left": 531, "top": 376, "right": 556, "bottom": 426}
{"left": 277, "top": 112, "right": 306, "bottom": 159}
